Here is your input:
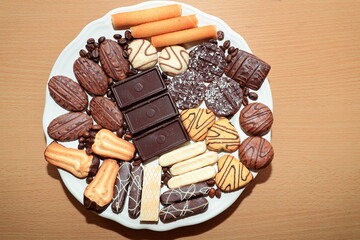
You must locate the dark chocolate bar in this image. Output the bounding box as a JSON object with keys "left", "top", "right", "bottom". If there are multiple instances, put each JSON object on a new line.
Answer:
{"left": 111, "top": 67, "right": 166, "bottom": 109}
{"left": 160, "top": 182, "right": 210, "bottom": 205}
{"left": 132, "top": 117, "right": 189, "bottom": 161}
{"left": 123, "top": 92, "right": 179, "bottom": 135}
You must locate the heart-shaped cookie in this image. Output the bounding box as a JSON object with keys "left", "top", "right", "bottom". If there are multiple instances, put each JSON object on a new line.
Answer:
{"left": 206, "top": 117, "right": 240, "bottom": 152}
{"left": 181, "top": 108, "right": 216, "bottom": 141}
{"left": 215, "top": 155, "right": 253, "bottom": 192}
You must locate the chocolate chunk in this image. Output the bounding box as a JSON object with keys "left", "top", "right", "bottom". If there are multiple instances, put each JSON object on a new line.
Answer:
{"left": 240, "top": 103, "right": 273, "bottom": 136}
{"left": 48, "top": 75, "right": 88, "bottom": 112}
{"left": 167, "top": 70, "right": 206, "bottom": 109}
{"left": 73, "top": 57, "right": 108, "bottom": 96}
{"left": 205, "top": 77, "right": 243, "bottom": 117}
{"left": 47, "top": 112, "right": 92, "bottom": 141}
{"left": 99, "top": 40, "right": 130, "bottom": 81}
{"left": 189, "top": 42, "right": 227, "bottom": 83}
{"left": 160, "top": 182, "right": 210, "bottom": 205}
{"left": 132, "top": 117, "right": 189, "bottom": 161}
{"left": 90, "top": 96, "right": 124, "bottom": 131}
{"left": 111, "top": 67, "right": 166, "bottom": 109}
{"left": 239, "top": 136, "right": 274, "bottom": 171}
{"left": 128, "top": 165, "right": 143, "bottom": 218}
{"left": 123, "top": 92, "right": 178, "bottom": 135}
{"left": 159, "top": 197, "right": 208, "bottom": 222}
{"left": 111, "top": 162, "right": 132, "bottom": 214}
{"left": 225, "top": 49, "right": 270, "bottom": 90}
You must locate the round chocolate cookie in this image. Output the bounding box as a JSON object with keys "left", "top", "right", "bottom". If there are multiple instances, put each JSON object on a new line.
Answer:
{"left": 240, "top": 103, "right": 273, "bottom": 136}
{"left": 189, "top": 42, "right": 226, "bottom": 83}
{"left": 239, "top": 136, "right": 274, "bottom": 171}
{"left": 167, "top": 70, "right": 206, "bottom": 110}
{"left": 205, "top": 77, "right": 243, "bottom": 117}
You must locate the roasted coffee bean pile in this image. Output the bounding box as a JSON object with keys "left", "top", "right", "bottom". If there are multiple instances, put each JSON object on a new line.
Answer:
{"left": 161, "top": 167, "right": 173, "bottom": 187}
{"left": 77, "top": 124, "right": 103, "bottom": 154}
{"left": 206, "top": 179, "right": 221, "bottom": 199}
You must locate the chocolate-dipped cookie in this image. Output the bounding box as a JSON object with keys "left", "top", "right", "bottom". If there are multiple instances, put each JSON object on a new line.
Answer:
{"left": 160, "top": 182, "right": 210, "bottom": 205}
{"left": 90, "top": 96, "right": 124, "bottom": 131}
{"left": 111, "top": 162, "right": 132, "bottom": 214}
{"left": 239, "top": 136, "right": 274, "bottom": 171}
{"left": 205, "top": 77, "right": 243, "bottom": 117}
{"left": 128, "top": 165, "right": 143, "bottom": 218}
{"left": 240, "top": 103, "right": 273, "bottom": 136}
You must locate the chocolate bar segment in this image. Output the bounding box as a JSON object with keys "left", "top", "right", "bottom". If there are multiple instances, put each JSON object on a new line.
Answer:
{"left": 160, "top": 182, "right": 210, "bottom": 205}
{"left": 123, "top": 92, "right": 179, "bottom": 135}
{"left": 159, "top": 197, "right": 208, "bottom": 222}
{"left": 111, "top": 67, "right": 166, "bottom": 109}
{"left": 133, "top": 117, "right": 189, "bottom": 161}
{"left": 111, "top": 162, "right": 132, "bottom": 214}
{"left": 128, "top": 165, "right": 143, "bottom": 218}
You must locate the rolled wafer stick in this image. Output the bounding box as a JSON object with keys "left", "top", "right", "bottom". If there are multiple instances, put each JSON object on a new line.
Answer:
{"left": 151, "top": 25, "right": 217, "bottom": 48}
{"left": 112, "top": 4, "right": 182, "bottom": 29}
{"left": 131, "top": 15, "right": 198, "bottom": 38}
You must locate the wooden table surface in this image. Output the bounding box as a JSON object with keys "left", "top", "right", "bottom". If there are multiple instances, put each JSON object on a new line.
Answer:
{"left": 1, "top": 0, "right": 359, "bottom": 239}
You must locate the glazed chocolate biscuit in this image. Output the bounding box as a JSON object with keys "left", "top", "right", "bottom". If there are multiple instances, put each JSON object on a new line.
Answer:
{"left": 159, "top": 197, "right": 208, "bottom": 222}
{"left": 90, "top": 96, "right": 124, "bottom": 131}
{"left": 128, "top": 165, "right": 143, "bottom": 218}
{"left": 225, "top": 49, "right": 270, "bottom": 90}
{"left": 205, "top": 77, "right": 243, "bottom": 117}
{"left": 239, "top": 136, "right": 274, "bottom": 171}
{"left": 112, "top": 162, "right": 132, "bottom": 214}
{"left": 160, "top": 182, "right": 210, "bottom": 205}
{"left": 240, "top": 103, "right": 273, "bottom": 136}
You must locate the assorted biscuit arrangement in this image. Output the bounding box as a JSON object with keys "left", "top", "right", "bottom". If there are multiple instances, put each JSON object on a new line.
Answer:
{"left": 44, "top": 3, "right": 274, "bottom": 225}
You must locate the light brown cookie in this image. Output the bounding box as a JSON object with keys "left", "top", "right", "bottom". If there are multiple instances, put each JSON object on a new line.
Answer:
{"left": 206, "top": 117, "right": 240, "bottom": 152}
{"left": 128, "top": 39, "right": 158, "bottom": 71}
{"left": 159, "top": 45, "right": 189, "bottom": 76}
{"left": 215, "top": 155, "right": 252, "bottom": 192}
{"left": 181, "top": 108, "right": 216, "bottom": 141}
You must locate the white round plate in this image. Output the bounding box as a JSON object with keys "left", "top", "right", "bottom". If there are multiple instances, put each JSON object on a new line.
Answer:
{"left": 42, "top": 1, "right": 273, "bottom": 231}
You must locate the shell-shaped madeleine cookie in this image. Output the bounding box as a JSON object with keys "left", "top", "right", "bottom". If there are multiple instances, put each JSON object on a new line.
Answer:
{"left": 181, "top": 108, "right": 216, "bottom": 141}
{"left": 206, "top": 117, "right": 240, "bottom": 152}
{"left": 215, "top": 155, "right": 252, "bottom": 192}
{"left": 159, "top": 45, "right": 189, "bottom": 76}
{"left": 128, "top": 39, "right": 158, "bottom": 71}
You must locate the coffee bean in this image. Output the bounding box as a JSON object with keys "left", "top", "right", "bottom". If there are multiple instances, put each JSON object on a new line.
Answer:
{"left": 113, "top": 34, "right": 122, "bottom": 40}
{"left": 106, "top": 89, "right": 113, "bottom": 98}
{"left": 86, "top": 147, "right": 93, "bottom": 155}
{"left": 208, "top": 39, "right": 218, "bottom": 45}
{"left": 82, "top": 131, "right": 91, "bottom": 138}
{"left": 91, "top": 124, "right": 102, "bottom": 130}
{"left": 243, "top": 87, "right": 249, "bottom": 96}
{"left": 219, "top": 46, "right": 226, "bottom": 52}
{"left": 165, "top": 172, "right": 172, "bottom": 179}
{"left": 88, "top": 138, "right": 95, "bottom": 144}
{"left": 228, "top": 46, "right": 235, "bottom": 54}
{"left": 90, "top": 131, "right": 97, "bottom": 138}
{"left": 93, "top": 57, "right": 99, "bottom": 63}
{"left": 86, "top": 176, "right": 93, "bottom": 184}
{"left": 231, "top": 48, "right": 239, "bottom": 57}
{"left": 123, "top": 44, "right": 128, "bottom": 50}
{"left": 118, "top": 38, "right": 127, "bottom": 45}
{"left": 122, "top": 122, "right": 128, "bottom": 130}
{"left": 86, "top": 52, "right": 92, "bottom": 59}
{"left": 86, "top": 43, "right": 95, "bottom": 52}
{"left": 206, "top": 179, "right": 215, "bottom": 186}
{"left": 133, "top": 160, "right": 142, "bottom": 166}
{"left": 164, "top": 78, "right": 171, "bottom": 85}
{"left": 78, "top": 142, "right": 86, "bottom": 150}
{"left": 223, "top": 40, "right": 230, "bottom": 49}
{"left": 162, "top": 167, "right": 169, "bottom": 173}
{"left": 87, "top": 38, "right": 95, "bottom": 44}
{"left": 98, "top": 36, "right": 106, "bottom": 43}
{"left": 124, "top": 133, "right": 132, "bottom": 140}
{"left": 94, "top": 42, "right": 99, "bottom": 48}
{"left": 225, "top": 54, "right": 232, "bottom": 63}
{"left": 217, "top": 30, "right": 224, "bottom": 40}
{"left": 125, "top": 30, "right": 132, "bottom": 41}
{"left": 134, "top": 154, "right": 140, "bottom": 160}
{"left": 209, "top": 188, "right": 216, "bottom": 198}
{"left": 86, "top": 109, "right": 91, "bottom": 116}
{"left": 161, "top": 173, "right": 165, "bottom": 181}
{"left": 79, "top": 49, "right": 87, "bottom": 57}
{"left": 248, "top": 92, "right": 258, "bottom": 101}
{"left": 215, "top": 188, "right": 221, "bottom": 198}
{"left": 92, "top": 49, "right": 99, "bottom": 58}
{"left": 122, "top": 50, "right": 129, "bottom": 59}
{"left": 161, "top": 72, "right": 168, "bottom": 79}
{"left": 163, "top": 177, "right": 169, "bottom": 186}
{"left": 116, "top": 128, "right": 124, "bottom": 138}
{"left": 78, "top": 137, "right": 86, "bottom": 143}
{"left": 242, "top": 96, "right": 249, "bottom": 106}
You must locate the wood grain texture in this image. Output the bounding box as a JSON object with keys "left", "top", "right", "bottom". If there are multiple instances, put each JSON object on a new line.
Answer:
{"left": 1, "top": 0, "right": 359, "bottom": 239}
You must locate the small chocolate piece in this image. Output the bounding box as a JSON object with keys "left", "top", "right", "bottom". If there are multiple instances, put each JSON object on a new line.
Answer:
{"left": 90, "top": 96, "right": 124, "bottom": 131}
{"left": 228, "top": 46, "right": 235, "bottom": 54}
{"left": 205, "top": 77, "right": 243, "bottom": 117}
{"left": 128, "top": 165, "right": 143, "bottom": 218}
{"left": 113, "top": 34, "right": 122, "bottom": 40}
{"left": 215, "top": 188, "right": 221, "bottom": 198}
{"left": 111, "top": 162, "right": 132, "bottom": 214}
{"left": 159, "top": 197, "right": 208, "bottom": 223}
{"left": 240, "top": 103, "right": 273, "bottom": 136}
{"left": 73, "top": 57, "right": 108, "bottom": 96}
{"left": 248, "top": 92, "right": 258, "bottom": 101}
{"left": 167, "top": 70, "right": 206, "bottom": 109}
{"left": 47, "top": 112, "right": 92, "bottom": 141}
{"left": 225, "top": 49, "right": 271, "bottom": 90}
{"left": 99, "top": 39, "right": 130, "bottom": 81}
{"left": 123, "top": 92, "right": 179, "bottom": 135}
{"left": 189, "top": 42, "right": 227, "bottom": 83}
{"left": 239, "top": 136, "right": 274, "bottom": 171}
{"left": 160, "top": 182, "right": 210, "bottom": 205}
{"left": 209, "top": 188, "right": 216, "bottom": 198}
{"left": 48, "top": 75, "right": 88, "bottom": 112}
{"left": 132, "top": 117, "right": 189, "bottom": 161}
{"left": 111, "top": 67, "right": 166, "bottom": 109}
{"left": 79, "top": 49, "right": 87, "bottom": 57}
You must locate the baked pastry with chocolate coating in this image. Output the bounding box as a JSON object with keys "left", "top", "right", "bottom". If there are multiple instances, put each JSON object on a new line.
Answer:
{"left": 240, "top": 103, "right": 273, "bottom": 136}
{"left": 111, "top": 162, "right": 132, "bottom": 214}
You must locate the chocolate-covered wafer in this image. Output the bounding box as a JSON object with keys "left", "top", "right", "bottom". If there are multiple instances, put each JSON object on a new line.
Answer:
{"left": 159, "top": 197, "right": 208, "bottom": 222}
{"left": 225, "top": 49, "right": 270, "bottom": 90}
{"left": 205, "top": 77, "right": 243, "bottom": 117}
{"left": 111, "top": 162, "right": 132, "bottom": 214}
{"left": 189, "top": 42, "right": 226, "bottom": 83}
{"left": 160, "top": 182, "right": 210, "bottom": 204}
{"left": 128, "top": 165, "right": 143, "bottom": 218}
{"left": 240, "top": 103, "right": 273, "bottom": 136}
{"left": 90, "top": 96, "right": 124, "bottom": 131}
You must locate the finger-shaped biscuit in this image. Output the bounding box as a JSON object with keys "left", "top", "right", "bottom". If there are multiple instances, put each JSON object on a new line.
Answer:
{"left": 206, "top": 117, "right": 240, "bottom": 152}
{"left": 128, "top": 165, "right": 144, "bottom": 218}
{"left": 167, "top": 166, "right": 216, "bottom": 189}
{"left": 84, "top": 159, "right": 119, "bottom": 213}
{"left": 160, "top": 182, "right": 210, "bottom": 205}
{"left": 92, "top": 129, "right": 135, "bottom": 160}
{"left": 44, "top": 141, "right": 99, "bottom": 178}
{"left": 111, "top": 162, "right": 132, "bottom": 214}
{"left": 170, "top": 151, "right": 218, "bottom": 176}
{"left": 159, "top": 141, "right": 206, "bottom": 167}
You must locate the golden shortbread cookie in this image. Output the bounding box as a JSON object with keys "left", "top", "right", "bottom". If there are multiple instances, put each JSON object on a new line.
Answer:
{"left": 206, "top": 117, "right": 240, "bottom": 152}
{"left": 181, "top": 108, "right": 216, "bottom": 141}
